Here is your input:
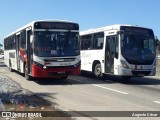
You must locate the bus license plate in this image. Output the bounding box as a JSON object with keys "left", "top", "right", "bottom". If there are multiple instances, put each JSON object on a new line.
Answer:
{"left": 136, "top": 65, "right": 151, "bottom": 70}
{"left": 57, "top": 71, "right": 65, "bottom": 74}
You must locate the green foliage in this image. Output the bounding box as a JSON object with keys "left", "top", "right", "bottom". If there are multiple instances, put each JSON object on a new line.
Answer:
{"left": 156, "top": 38, "right": 160, "bottom": 51}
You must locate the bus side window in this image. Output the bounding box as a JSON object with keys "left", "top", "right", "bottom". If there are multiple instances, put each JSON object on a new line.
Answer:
{"left": 20, "top": 30, "right": 26, "bottom": 49}
{"left": 93, "top": 32, "right": 104, "bottom": 49}
{"left": 81, "top": 38, "right": 86, "bottom": 50}
{"left": 81, "top": 35, "right": 92, "bottom": 50}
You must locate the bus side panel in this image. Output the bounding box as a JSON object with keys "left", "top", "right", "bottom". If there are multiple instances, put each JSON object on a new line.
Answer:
{"left": 4, "top": 51, "right": 9, "bottom": 67}
{"left": 19, "top": 59, "right": 25, "bottom": 73}
{"left": 11, "top": 51, "right": 17, "bottom": 70}
{"left": 8, "top": 50, "right": 17, "bottom": 70}
{"left": 81, "top": 50, "right": 103, "bottom": 72}
{"left": 81, "top": 50, "right": 93, "bottom": 72}
{"left": 14, "top": 52, "right": 18, "bottom": 71}
{"left": 114, "top": 58, "right": 119, "bottom": 75}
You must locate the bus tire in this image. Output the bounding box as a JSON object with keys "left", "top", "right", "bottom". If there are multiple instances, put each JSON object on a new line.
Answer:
{"left": 25, "top": 64, "right": 32, "bottom": 80}
{"left": 9, "top": 61, "right": 13, "bottom": 72}
{"left": 94, "top": 63, "right": 103, "bottom": 79}
{"left": 61, "top": 76, "right": 68, "bottom": 79}
{"left": 121, "top": 76, "right": 131, "bottom": 83}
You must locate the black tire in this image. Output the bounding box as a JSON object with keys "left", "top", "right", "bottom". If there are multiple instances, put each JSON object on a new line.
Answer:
{"left": 9, "top": 61, "right": 13, "bottom": 72}
{"left": 25, "top": 64, "right": 32, "bottom": 80}
{"left": 94, "top": 63, "right": 103, "bottom": 79}
{"left": 121, "top": 76, "right": 131, "bottom": 81}
{"left": 121, "top": 76, "right": 131, "bottom": 83}
{"left": 61, "top": 76, "right": 68, "bottom": 79}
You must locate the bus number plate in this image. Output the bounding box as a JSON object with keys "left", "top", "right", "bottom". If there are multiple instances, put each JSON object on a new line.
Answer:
{"left": 136, "top": 65, "right": 151, "bottom": 70}
{"left": 57, "top": 71, "right": 65, "bottom": 74}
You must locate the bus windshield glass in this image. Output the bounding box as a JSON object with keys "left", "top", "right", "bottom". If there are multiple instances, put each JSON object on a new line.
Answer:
{"left": 121, "top": 27, "right": 156, "bottom": 65}
{"left": 34, "top": 31, "right": 80, "bottom": 57}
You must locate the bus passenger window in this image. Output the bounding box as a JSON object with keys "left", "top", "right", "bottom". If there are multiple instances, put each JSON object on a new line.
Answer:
{"left": 93, "top": 32, "right": 104, "bottom": 49}
{"left": 20, "top": 30, "right": 26, "bottom": 49}
{"left": 81, "top": 35, "right": 92, "bottom": 50}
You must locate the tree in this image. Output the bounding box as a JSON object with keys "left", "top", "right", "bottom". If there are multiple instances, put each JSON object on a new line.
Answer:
{"left": 156, "top": 37, "right": 160, "bottom": 53}
{"left": 0, "top": 43, "right": 2, "bottom": 47}
{"left": 0, "top": 43, "right": 3, "bottom": 54}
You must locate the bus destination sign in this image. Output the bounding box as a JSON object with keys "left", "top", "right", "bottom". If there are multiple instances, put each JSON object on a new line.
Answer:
{"left": 121, "top": 26, "right": 153, "bottom": 34}
{"left": 34, "top": 22, "right": 79, "bottom": 30}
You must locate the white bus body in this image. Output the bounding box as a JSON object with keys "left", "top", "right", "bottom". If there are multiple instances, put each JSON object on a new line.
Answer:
{"left": 80, "top": 25, "right": 156, "bottom": 79}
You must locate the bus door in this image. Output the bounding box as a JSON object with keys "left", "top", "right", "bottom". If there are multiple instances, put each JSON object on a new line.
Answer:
{"left": 105, "top": 36, "right": 117, "bottom": 74}
{"left": 16, "top": 33, "right": 20, "bottom": 71}
{"left": 26, "top": 29, "right": 32, "bottom": 75}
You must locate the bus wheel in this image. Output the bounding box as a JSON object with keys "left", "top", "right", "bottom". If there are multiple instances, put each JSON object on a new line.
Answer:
{"left": 94, "top": 64, "right": 103, "bottom": 79}
{"left": 9, "top": 61, "right": 13, "bottom": 72}
{"left": 61, "top": 76, "right": 68, "bottom": 79}
{"left": 121, "top": 76, "right": 131, "bottom": 81}
{"left": 25, "top": 64, "right": 32, "bottom": 80}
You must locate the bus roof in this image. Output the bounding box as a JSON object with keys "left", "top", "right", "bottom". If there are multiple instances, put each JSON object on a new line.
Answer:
{"left": 4, "top": 19, "right": 76, "bottom": 39}
{"left": 80, "top": 24, "right": 150, "bottom": 35}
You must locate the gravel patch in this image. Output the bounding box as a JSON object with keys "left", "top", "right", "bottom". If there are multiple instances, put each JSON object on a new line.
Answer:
{"left": 0, "top": 75, "right": 72, "bottom": 120}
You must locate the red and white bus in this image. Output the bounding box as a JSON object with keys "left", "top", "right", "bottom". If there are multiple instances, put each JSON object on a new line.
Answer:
{"left": 4, "top": 20, "right": 81, "bottom": 80}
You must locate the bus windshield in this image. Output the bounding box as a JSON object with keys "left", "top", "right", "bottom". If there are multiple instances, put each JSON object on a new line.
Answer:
{"left": 121, "top": 32, "right": 156, "bottom": 65}
{"left": 34, "top": 31, "right": 80, "bottom": 57}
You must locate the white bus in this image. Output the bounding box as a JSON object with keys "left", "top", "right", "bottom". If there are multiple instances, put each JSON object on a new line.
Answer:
{"left": 80, "top": 25, "right": 156, "bottom": 80}
{"left": 4, "top": 20, "right": 81, "bottom": 80}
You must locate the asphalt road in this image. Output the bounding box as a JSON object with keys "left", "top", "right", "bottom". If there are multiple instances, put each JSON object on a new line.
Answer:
{"left": 1, "top": 60, "right": 160, "bottom": 120}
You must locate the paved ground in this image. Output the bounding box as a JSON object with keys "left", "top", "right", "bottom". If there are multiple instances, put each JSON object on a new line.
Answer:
{"left": 0, "top": 60, "right": 72, "bottom": 120}
{"left": 1, "top": 59, "right": 160, "bottom": 120}
{"left": 156, "top": 59, "right": 160, "bottom": 77}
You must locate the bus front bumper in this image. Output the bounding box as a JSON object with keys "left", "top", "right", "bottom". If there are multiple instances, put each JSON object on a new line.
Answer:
{"left": 31, "top": 63, "right": 81, "bottom": 78}
{"left": 118, "top": 66, "right": 156, "bottom": 76}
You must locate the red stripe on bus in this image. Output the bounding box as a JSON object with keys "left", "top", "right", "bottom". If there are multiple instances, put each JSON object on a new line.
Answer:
{"left": 20, "top": 49, "right": 27, "bottom": 63}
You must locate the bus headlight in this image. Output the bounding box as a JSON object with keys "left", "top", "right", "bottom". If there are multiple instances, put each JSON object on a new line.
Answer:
{"left": 43, "top": 66, "right": 47, "bottom": 69}
{"left": 121, "top": 60, "right": 129, "bottom": 69}
{"left": 74, "top": 61, "right": 81, "bottom": 68}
